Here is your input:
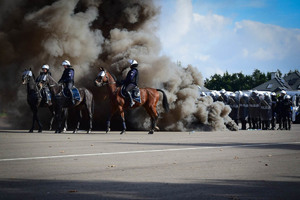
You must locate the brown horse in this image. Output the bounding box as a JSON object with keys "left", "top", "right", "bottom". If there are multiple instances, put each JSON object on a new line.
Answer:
{"left": 94, "top": 67, "right": 169, "bottom": 134}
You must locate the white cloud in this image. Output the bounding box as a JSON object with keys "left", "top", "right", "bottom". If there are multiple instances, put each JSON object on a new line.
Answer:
{"left": 159, "top": 0, "right": 193, "bottom": 46}
{"left": 157, "top": 1, "right": 300, "bottom": 78}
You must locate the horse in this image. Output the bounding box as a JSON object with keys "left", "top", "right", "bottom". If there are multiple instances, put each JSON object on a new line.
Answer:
{"left": 21, "top": 69, "right": 55, "bottom": 132}
{"left": 94, "top": 67, "right": 169, "bottom": 134}
{"left": 39, "top": 74, "right": 94, "bottom": 133}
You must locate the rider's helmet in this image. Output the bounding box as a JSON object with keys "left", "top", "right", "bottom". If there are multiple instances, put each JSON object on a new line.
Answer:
{"left": 42, "top": 64, "right": 49, "bottom": 71}
{"left": 62, "top": 60, "right": 71, "bottom": 67}
{"left": 128, "top": 59, "right": 138, "bottom": 68}
{"left": 280, "top": 90, "right": 286, "bottom": 96}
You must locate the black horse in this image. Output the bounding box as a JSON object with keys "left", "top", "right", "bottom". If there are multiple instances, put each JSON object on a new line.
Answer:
{"left": 22, "top": 69, "right": 55, "bottom": 132}
{"left": 39, "top": 74, "right": 94, "bottom": 133}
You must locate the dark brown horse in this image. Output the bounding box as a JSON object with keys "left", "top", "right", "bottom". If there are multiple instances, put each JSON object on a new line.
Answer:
{"left": 39, "top": 75, "right": 94, "bottom": 133}
{"left": 94, "top": 67, "right": 169, "bottom": 134}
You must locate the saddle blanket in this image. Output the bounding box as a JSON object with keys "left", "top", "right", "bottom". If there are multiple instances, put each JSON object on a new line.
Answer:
{"left": 63, "top": 87, "right": 81, "bottom": 102}
{"left": 121, "top": 85, "right": 141, "bottom": 103}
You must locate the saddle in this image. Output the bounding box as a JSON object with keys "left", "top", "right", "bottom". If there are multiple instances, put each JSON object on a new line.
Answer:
{"left": 63, "top": 86, "right": 81, "bottom": 102}
{"left": 120, "top": 85, "right": 141, "bottom": 103}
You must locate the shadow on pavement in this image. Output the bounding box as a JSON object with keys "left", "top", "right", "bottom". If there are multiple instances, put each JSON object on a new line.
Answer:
{"left": 0, "top": 178, "right": 299, "bottom": 200}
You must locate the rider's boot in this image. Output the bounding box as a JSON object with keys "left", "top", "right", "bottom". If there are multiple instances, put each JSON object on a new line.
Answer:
{"left": 127, "top": 91, "right": 135, "bottom": 107}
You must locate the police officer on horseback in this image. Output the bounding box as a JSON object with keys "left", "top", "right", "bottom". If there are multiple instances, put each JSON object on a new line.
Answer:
{"left": 36, "top": 64, "right": 52, "bottom": 105}
{"left": 124, "top": 59, "right": 139, "bottom": 107}
{"left": 58, "top": 60, "right": 75, "bottom": 105}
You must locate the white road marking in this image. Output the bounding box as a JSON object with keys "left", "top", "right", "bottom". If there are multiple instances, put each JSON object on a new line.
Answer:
{"left": 0, "top": 142, "right": 299, "bottom": 162}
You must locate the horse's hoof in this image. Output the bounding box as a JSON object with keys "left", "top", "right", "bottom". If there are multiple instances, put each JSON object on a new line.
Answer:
{"left": 106, "top": 128, "right": 111, "bottom": 134}
{"left": 29, "top": 129, "right": 33, "bottom": 133}
{"left": 87, "top": 130, "right": 91, "bottom": 134}
{"left": 120, "top": 130, "right": 126, "bottom": 135}
{"left": 73, "top": 130, "right": 77, "bottom": 134}
{"left": 148, "top": 130, "right": 154, "bottom": 134}
{"left": 55, "top": 130, "right": 60, "bottom": 133}
{"left": 38, "top": 129, "right": 42, "bottom": 133}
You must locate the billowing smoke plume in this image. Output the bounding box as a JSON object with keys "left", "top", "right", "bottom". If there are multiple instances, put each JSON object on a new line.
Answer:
{"left": 0, "top": 0, "right": 236, "bottom": 131}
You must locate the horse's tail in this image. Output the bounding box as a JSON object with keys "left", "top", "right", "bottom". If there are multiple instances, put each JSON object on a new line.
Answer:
{"left": 156, "top": 89, "right": 169, "bottom": 112}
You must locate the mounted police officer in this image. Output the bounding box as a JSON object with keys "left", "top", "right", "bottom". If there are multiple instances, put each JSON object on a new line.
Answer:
{"left": 36, "top": 64, "right": 52, "bottom": 105}
{"left": 123, "top": 59, "right": 139, "bottom": 107}
{"left": 58, "top": 60, "right": 75, "bottom": 105}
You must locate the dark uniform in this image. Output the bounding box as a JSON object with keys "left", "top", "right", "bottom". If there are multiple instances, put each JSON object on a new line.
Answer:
{"left": 282, "top": 97, "right": 292, "bottom": 130}
{"left": 271, "top": 94, "right": 277, "bottom": 130}
{"left": 260, "top": 95, "right": 272, "bottom": 130}
{"left": 228, "top": 95, "right": 239, "bottom": 126}
{"left": 59, "top": 67, "right": 75, "bottom": 104}
{"left": 239, "top": 95, "right": 249, "bottom": 130}
{"left": 276, "top": 94, "right": 285, "bottom": 130}
{"left": 124, "top": 61, "right": 139, "bottom": 107}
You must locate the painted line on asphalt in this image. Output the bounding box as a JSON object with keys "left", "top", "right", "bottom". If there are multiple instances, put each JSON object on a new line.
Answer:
{"left": 1, "top": 142, "right": 299, "bottom": 162}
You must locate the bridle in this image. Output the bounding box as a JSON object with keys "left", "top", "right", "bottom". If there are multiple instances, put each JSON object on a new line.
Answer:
{"left": 96, "top": 70, "right": 116, "bottom": 87}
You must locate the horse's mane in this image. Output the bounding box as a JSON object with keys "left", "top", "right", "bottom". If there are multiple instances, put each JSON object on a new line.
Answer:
{"left": 47, "top": 74, "right": 58, "bottom": 85}
{"left": 101, "top": 67, "right": 118, "bottom": 82}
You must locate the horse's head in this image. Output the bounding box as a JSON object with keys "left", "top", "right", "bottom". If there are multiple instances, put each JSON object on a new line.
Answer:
{"left": 22, "top": 69, "right": 33, "bottom": 85}
{"left": 94, "top": 67, "right": 109, "bottom": 87}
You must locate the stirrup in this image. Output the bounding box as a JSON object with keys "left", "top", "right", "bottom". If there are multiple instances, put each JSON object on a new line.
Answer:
{"left": 130, "top": 101, "right": 135, "bottom": 107}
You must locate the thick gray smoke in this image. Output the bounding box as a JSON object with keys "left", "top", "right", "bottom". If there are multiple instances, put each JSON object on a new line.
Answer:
{"left": 0, "top": 0, "right": 236, "bottom": 131}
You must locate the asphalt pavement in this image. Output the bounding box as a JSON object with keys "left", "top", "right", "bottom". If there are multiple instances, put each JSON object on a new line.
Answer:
{"left": 0, "top": 125, "right": 300, "bottom": 200}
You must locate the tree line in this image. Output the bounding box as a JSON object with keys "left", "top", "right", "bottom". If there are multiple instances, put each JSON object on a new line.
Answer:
{"left": 204, "top": 69, "right": 299, "bottom": 91}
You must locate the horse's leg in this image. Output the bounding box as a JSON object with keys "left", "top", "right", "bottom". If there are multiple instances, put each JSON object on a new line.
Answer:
{"left": 63, "top": 108, "right": 68, "bottom": 132}
{"left": 29, "top": 107, "right": 36, "bottom": 133}
{"left": 106, "top": 107, "right": 117, "bottom": 133}
{"left": 84, "top": 97, "right": 93, "bottom": 134}
{"left": 119, "top": 108, "right": 126, "bottom": 135}
{"left": 49, "top": 106, "right": 55, "bottom": 131}
{"left": 87, "top": 105, "right": 93, "bottom": 134}
{"left": 145, "top": 105, "right": 159, "bottom": 134}
{"left": 55, "top": 106, "right": 63, "bottom": 133}
{"left": 36, "top": 110, "right": 43, "bottom": 133}
{"left": 74, "top": 109, "right": 82, "bottom": 133}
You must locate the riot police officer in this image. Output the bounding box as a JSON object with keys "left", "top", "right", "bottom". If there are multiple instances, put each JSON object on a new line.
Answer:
{"left": 270, "top": 92, "right": 277, "bottom": 130}
{"left": 277, "top": 90, "right": 286, "bottom": 130}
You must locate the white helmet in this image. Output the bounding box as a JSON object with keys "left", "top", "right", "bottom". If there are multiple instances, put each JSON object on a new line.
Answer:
{"left": 62, "top": 60, "right": 71, "bottom": 66}
{"left": 42, "top": 64, "right": 49, "bottom": 70}
{"left": 128, "top": 59, "right": 138, "bottom": 67}
{"left": 220, "top": 89, "right": 226, "bottom": 94}
{"left": 281, "top": 90, "right": 286, "bottom": 95}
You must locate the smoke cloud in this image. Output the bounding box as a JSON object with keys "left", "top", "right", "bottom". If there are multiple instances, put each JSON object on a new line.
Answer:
{"left": 0, "top": 0, "right": 237, "bottom": 131}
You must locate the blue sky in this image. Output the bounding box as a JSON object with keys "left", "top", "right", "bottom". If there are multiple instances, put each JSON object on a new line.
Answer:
{"left": 155, "top": 0, "right": 300, "bottom": 79}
